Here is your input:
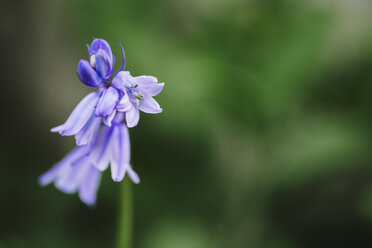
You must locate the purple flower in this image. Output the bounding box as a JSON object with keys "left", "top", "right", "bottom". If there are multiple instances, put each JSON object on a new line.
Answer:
{"left": 41, "top": 116, "right": 139, "bottom": 205}
{"left": 39, "top": 116, "right": 140, "bottom": 205}
{"left": 89, "top": 113, "right": 139, "bottom": 183}
{"left": 41, "top": 38, "right": 163, "bottom": 206}
{"left": 95, "top": 86, "right": 121, "bottom": 126}
{"left": 78, "top": 39, "right": 115, "bottom": 87}
{"left": 76, "top": 38, "right": 163, "bottom": 128}
{"left": 52, "top": 38, "right": 164, "bottom": 142}
{"left": 113, "top": 71, "right": 164, "bottom": 127}
{"left": 39, "top": 145, "right": 101, "bottom": 206}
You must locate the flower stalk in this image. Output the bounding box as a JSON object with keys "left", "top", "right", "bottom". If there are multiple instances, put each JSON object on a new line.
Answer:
{"left": 117, "top": 179, "right": 133, "bottom": 248}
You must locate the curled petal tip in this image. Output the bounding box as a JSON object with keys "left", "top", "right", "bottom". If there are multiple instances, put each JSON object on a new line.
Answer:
{"left": 113, "top": 177, "right": 123, "bottom": 182}
{"left": 75, "top": 140, "right": 87, "bottom": 146}
{"left": 127, "top": 166, "right": 140, "bottom": 184}
{"left": 50, "top": 126, "right": 61, "bottom": 133}
{"left": 38, "top": 175, "right": 49, "bottom": 186}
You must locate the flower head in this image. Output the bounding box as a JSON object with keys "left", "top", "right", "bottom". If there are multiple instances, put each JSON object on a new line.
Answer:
{"left": 41, "top": 38, "right": 163, "bottom": 206}
{"left": 51, "top": 38, "right": 164, "bottom": 143}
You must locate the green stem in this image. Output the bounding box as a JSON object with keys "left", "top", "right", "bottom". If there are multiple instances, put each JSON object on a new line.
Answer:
{"left": 117, "top": 179, "right": 133, "bottom": 248}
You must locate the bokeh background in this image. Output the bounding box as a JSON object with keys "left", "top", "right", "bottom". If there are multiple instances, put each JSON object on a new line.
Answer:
{"left": 1, "top": 0, "right": 372, "bottom": 247}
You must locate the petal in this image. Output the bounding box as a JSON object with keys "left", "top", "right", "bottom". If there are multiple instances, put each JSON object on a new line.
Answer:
{"left": 103, "top": 110, "right": 116, "bottom": 127}
{"left": 39, "top": 146, "right": 89, "bottom": 186}
{"left": 79, "top": 164, "right": 101, "bottom": 206}
{"left": 147, "top": 82, "right": 164, "bottom": 96}
{"left": 112, "top": 112, "right": 125, "bottom": 124}
{"left": 77, "top": 60, "right": 103, "bottom": 87}
{"left": 135, "top": 75, "right": 158, "bottom": 86}
{"left": 39, "top": 145, "right": 103, "bottom": 206}
{"left": 135, "top": 76, "right": 164, "bottom": 96}
{"left": 95, "top": 87, "right": 120, "bottom": 117}
{"left": 138, "top": 94, "right": 162, "bottom": 114}
{"left": 51, "top": 92, "right": 99, "bottom": 136}
{"left": 75, "top": 115, "right": 101, "bottom": 146}
{"left": 55, "top": 158, "right": 91, "bottom": 194}
{"left": 112, "top": 71, "right": 133, "bottom": 89}
{"left": 125, "top": 107, "right": 140, "bottom": 128}
{"left": 89, "top": 39, "right": 113, "bottom": 63}
{"left": 109, "top": 124, "right": 130, "bottom": 182}
{"left": 117, "top": 90, "right": 132, "bottom": 112}
{"left": 39, "top": 162, "right": 67, "bottom": 186}
{"left": 126, "top": 164, "right": 140, "bottom": 184}
{"left": 41, "top": 145, "right": 90, "bottom": 193}
{"left": 89, "top": 125, "right": 114, "bottom": 171}
{"left": 95, "top": 49, "right": 113, "bottom": 80}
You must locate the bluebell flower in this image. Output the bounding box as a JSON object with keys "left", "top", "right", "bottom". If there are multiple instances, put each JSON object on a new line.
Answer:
{"left": 78, "top": 38, "right": 115, "bottom": 87}
{"left": 77, "top": 38, "right": 163, "bottom": 128}
{"left": 39, "top": 145, "right": 101, "bottom": 206}
{"left": 51, "top": 38, "right": 119, "bottom": 145}
{"left": 51, "top": 38, "right": 164, "bottom": 144}
{"left": 41, "top": 114, "right": 139, "bottom": 205}
{"left": 113, "top": 71, "right": 164, "bottom": 128}
{"left": 41, "top": 38, "right": 163, "bottom": 206}
{"left": 89, "top": 113, "right": 139, "bottom": 183}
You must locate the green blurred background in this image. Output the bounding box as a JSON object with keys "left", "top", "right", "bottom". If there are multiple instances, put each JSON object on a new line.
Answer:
{"left": 1, "top": 0, "right": 372, "bottom": 247}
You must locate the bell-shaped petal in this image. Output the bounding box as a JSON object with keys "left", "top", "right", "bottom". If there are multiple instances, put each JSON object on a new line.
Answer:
{"left": 89, "top": 39, "right": 113, "bottom": 63}
{"left": 109, "top": 124, "right": 130, "bottom": 181}
{"left": 95, "top": 49, "right": 113, "bottom": 80}
{"left": 51, "top": 92, "right": 100, "bottom": 136}
{"left": 95, "top": 87, "right": 120, "bottom": 117}
{"left": 77, "top": 60, "right": 103, "bottom": 87}
{"left": 89, "top": 125, "right": 114, "bottom": 171}
{"left": 117, "top": 90, "right": 132, "bottom": 112}
{"left": 103, "top": 124, "right": 140, "bottom": 183}
{"left": 79, "top": 163, "right": 102, "bottom": 206}
{"left": 103, "top": 110, "right": 117, "bottom": 127}
{"left": 125, "top": 107, "right": 140, "bottom": 128}
{"left": 138, "top": 93, "right": 162, "bottom": 114}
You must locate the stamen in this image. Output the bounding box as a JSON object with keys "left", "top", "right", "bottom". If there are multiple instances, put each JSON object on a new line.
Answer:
{"left": 135, "top": 93, "right": 144, "bottom": 100}
{"left": 134, "top": 92, "right": 144, "bottom": 106}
